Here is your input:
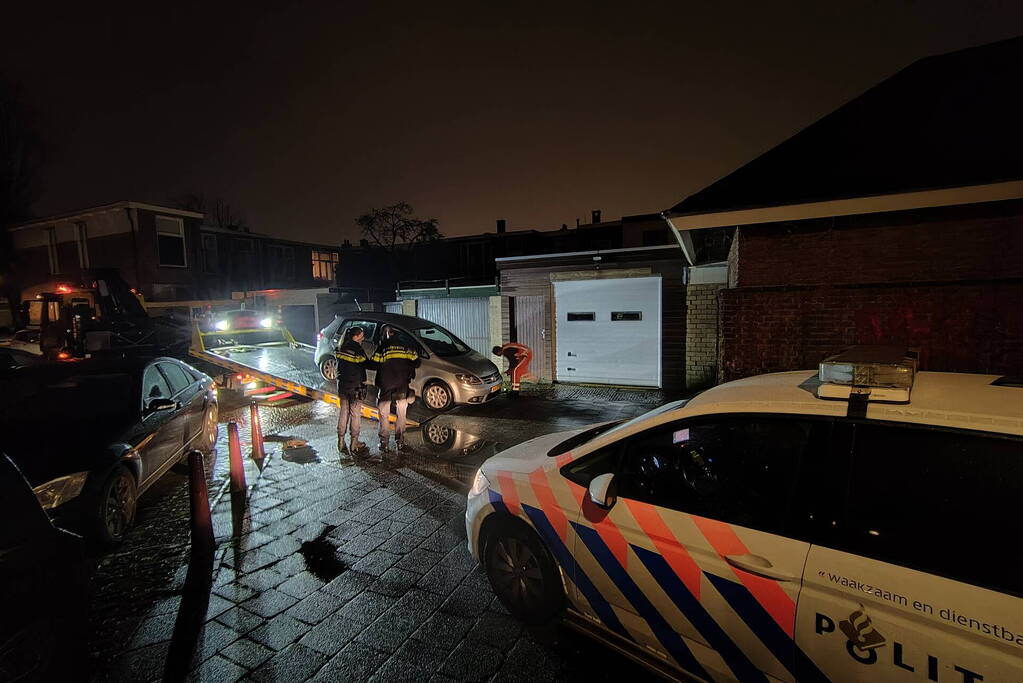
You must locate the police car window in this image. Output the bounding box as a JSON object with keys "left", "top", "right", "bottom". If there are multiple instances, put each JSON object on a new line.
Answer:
{"left": 159, "top": 362, "right": 193, "bottom": 395}
{"left": 615, "top": 417, "right": 814, "bottom": 535}
{"left": 143, "top": 365, "right": 172, "bottom": 402}
{"left": 844, "top": 424, "right": 1023, "bottom": 595}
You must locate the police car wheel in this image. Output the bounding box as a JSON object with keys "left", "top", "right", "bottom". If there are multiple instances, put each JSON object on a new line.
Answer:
{"left": 484, "top": 520, "right": 564, "bottom": 624}
{"left": 320, "top": 356, "right": 338, "bottom": 381}
{"left": 423, "top": 381, "right": 453, "bottom": 411}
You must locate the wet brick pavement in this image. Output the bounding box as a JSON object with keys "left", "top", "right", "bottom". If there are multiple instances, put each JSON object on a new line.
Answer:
{"left": 88, "top": 383, "right": 672, "bottom": 681}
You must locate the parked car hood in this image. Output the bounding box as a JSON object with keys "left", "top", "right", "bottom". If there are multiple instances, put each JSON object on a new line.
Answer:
{"left": 443, "top": 352, "right": 499, "bottom": 377}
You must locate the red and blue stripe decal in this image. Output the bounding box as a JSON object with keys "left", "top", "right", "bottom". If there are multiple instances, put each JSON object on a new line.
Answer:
{"left": 632, "top": 545, "right": 767, "bottom": 682}
{"left": 705, "top": 573, "right": 829, "bottom": 682}
{"left": 521, "top": 503, "right": 633, "bottom": 642}
{"left": 489, "top": 490, "right": 631, "bottom": 642}
{"left": 573, "top": 523, "right": 711, "bottom": 681}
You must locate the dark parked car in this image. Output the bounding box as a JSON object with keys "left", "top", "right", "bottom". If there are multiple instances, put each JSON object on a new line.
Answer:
{"left": 0, "top": 356, "right": 219, "bottom": 544}
{"left": 0, "top": 453, "right": 87, "bottom": 682}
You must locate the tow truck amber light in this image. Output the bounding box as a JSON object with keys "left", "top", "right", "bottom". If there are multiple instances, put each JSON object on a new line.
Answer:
{"left": 818, "top": 346, "right": 916, "bottom": 402}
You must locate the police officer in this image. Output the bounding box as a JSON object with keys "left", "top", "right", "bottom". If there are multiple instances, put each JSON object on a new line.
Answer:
{"left": 372, "top": 325, "right": 420, "bottom": 452}
{"left": 335, "top": 326, "right": 370, "bottom": 456}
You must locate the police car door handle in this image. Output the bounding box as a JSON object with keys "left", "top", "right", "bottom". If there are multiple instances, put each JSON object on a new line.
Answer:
{"left": 724, "top": 554, "right": 799, "bottom": 582}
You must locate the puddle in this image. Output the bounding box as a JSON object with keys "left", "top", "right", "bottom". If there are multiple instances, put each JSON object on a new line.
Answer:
{"left": 391, "top": 420, "right": 501, "bottom": 492}
{"left": 298, "top": 525, "right": 348, "bottom": 582}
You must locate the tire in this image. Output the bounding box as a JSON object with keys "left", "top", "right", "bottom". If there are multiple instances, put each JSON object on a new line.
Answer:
{"left": 483, "top": 519, "right": 565, "bottom": 624}
{"left": 423, "top": 381, "right": 454, "bottom": 411}
{"left": 320, "top": 356, "right": 338, "bottom": 381}
{"left": 91, "top": 466, "right": 137, "bottom": 546}
{"left": 200, "top": 403, "right": 219, "bottom": 453}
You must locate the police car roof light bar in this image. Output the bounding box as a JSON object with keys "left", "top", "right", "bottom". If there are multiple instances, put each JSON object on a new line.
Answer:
{"left": 817, "top": 345, "right": 917, "bottom": 403}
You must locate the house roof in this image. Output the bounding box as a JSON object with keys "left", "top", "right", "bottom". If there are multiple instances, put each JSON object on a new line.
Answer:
{"left": 667, "top": 36, "right": 1023, "bottom": 221}
{"left": 8, "top": 201, "right": 204, "bottom": 229}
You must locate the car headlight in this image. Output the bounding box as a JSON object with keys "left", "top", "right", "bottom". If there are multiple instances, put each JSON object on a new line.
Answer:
{"left": 469, "top": 469, "right": 491, "bottom": 497}
{"left": 260, "top": 318, "right": 273, "bottom": 328}
{"left": 215, "top": 320, "right": 229, "bottom": 331}
{"left": 455, "top": 373, "right": 482, "bottom": 385}
{"left": 32, "top": 471, "right": 89, "bottom": 510}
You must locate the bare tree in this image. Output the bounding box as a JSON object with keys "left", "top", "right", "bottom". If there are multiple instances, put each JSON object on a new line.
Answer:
{"left": 356, "top": 202, "right": 441, "bottom": 251}
{"left": 174, "top": 191, "right": 248, "bottom": 230}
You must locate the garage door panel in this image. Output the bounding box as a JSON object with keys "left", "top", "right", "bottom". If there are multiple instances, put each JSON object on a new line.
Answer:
{"left": 416, "top": 297, "right": 491, "bottom": 358}
{"left": 555, "top": 278, "right": 661, "bottom": 387}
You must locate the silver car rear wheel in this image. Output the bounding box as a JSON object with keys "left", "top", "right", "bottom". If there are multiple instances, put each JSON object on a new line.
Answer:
{"left": 320, "top": 356, "right": 338, "bottom": 381}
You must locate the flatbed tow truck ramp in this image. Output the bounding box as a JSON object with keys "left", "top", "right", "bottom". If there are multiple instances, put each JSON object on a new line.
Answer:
{"left": 189, "top": 324, "right": 416, "bottom": 426}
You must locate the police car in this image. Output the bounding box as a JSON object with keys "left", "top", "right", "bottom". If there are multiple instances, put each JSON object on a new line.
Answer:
{"left": 466, "top": 348, "right": 1023, "bottom": 682}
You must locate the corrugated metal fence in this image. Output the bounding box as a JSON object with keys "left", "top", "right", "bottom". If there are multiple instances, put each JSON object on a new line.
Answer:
{"left": 416, "top": 297, "right": 491, "bottom": 357}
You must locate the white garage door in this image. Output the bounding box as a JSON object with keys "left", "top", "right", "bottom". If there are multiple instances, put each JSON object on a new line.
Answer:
{"left": 554, "top": 277, "right": 661, "bottom": 387}
{"left": 416, "top": 297, "right": 491, "bottom": 357}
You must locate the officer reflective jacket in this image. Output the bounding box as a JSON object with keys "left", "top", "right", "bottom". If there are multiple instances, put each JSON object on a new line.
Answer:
{"left": 335, "top": 339, "right": 369, "bottom": 393}
{"left": 371, "top": 338, "right": 421, "bottom": 396}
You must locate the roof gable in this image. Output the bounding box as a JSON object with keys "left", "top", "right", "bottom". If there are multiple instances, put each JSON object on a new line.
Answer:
{"left": 670, "top": 36, "right": 1023, "bottom": 217}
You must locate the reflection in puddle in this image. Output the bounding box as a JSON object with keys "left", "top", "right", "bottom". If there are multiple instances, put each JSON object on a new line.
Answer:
{"left": 395, "top": 420, "right": 500, "bottom": 490}
{"left": 298, "top": 525, "right": 348, "bottom": 582}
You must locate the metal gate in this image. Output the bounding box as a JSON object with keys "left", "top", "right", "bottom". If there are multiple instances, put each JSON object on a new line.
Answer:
{"left": 513, "top": 295, "right": 549, "bottom": 381}
{"left": 416, "top": 297, "right": 491, "bottom": 357}
{"left": 384, "top": 302, "right": 402, "bottom": 314}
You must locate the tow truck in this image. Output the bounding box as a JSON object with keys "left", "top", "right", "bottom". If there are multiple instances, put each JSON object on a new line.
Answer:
{"left": 6, "top": 270, "right": 188, "bottom": 360}
{"left": 189, "top": 312, "right": 416, "bottom": 426}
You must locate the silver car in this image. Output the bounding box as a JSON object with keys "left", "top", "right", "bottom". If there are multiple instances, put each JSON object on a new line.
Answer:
{"left": 315, "top": 312, "right": 502, "bottom": 411}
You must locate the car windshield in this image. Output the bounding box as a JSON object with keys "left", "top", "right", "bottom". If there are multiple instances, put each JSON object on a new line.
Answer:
{"left": 548, "top": 399, "right": 689, "bottom": 456}
{"left": 412, "top": 325, "right": 470, "bottom": 357}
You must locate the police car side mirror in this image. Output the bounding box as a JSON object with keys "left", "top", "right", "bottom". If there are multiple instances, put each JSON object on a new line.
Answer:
{"left": 588, "top": 472, "right": 617, "bottom": 510}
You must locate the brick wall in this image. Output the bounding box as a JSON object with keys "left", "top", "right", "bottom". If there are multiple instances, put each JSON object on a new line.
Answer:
{"left": 720, "top": 201, "right": 1023, "bottom": 381}
{"left": 685, "top": 283, "right": 724, "bottom": 388}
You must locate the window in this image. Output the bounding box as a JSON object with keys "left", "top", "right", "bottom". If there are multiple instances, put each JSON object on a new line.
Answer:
{"left": 338, "top": 320, "right": 379, "bottom": 350}
{"left": 412, "top": 325, "right": 468, "bottom": 357}
{"left": 75, "top": 221, "right": 90, "bottom": 269}
{"left": 267, "top": 245, "right": 295, "bottom": 280}
{"left": 158, "top": 362, "right": 193, "bottom": 395}
{"left": 231, "top": 238, "right": 255, "bottom": 273}
{"left": 567, "top": 312, "right": 595, "bottom": 321}
{"left": 142, "top": 365, "right": 172, "bottom": 402}
{"left": 565, "top": 416, "right": 818, "bottom": 536}
{"left": 156, "top": 216, "right": 187, "bottom": 267}
{"left": 312, "top": 250, "right": 338, "bottom": 281}
{"left": 611, "top": 311, "right": 642, "bottom": 321}
{"left": 201, "top": 234, "right": 219, "bottom": 274}
{"left": 843, "top": 424, "right": 1023, "bottom": 594}
{"left": 46, "top": 226, "right": 60, "bottom": 274}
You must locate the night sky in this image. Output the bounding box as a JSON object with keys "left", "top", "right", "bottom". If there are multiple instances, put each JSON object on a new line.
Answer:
{"left": 4, "top": 1, "right": 1022, "bottom": 244}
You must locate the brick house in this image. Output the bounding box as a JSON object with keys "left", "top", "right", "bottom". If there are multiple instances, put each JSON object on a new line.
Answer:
{"left": 664, "top": 36, "right": 1023, "bottom": 382}
{"left": 7, "top": 201, "right": 341, "bottom": 306}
